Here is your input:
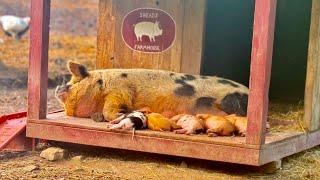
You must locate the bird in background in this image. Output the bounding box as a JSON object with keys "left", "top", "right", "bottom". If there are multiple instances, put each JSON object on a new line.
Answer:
{"left": 0, "top": 15, "right": 30, "bottom": 40}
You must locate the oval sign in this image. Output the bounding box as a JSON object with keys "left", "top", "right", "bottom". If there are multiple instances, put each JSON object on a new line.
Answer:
{"left": 122, "top": 8, "right": 176, "bottom": 53}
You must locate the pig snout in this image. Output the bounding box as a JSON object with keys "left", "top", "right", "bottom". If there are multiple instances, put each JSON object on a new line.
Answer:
{"left": 55, "top": 84, "right": 70, "bottom": 103}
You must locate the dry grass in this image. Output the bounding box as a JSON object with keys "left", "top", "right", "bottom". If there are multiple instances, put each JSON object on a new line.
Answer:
{"left": 0, "top": 33, "right": 96, "bottom": 75}
{"left": 268, "top": 101, "right": 305, "bottom": 133}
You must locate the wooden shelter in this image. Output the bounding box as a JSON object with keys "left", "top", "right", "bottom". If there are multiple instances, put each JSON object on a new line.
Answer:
{"left": 27, "top": 0, "right": 320, "bottom": 167}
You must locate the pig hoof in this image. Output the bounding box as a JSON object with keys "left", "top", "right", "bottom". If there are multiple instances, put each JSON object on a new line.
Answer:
{"left": 91, "top": 113, "right": 105, "bottom": 122}
{"left": 207, "top": 133, "right": 218, "bottom": 137}
{"left": 174, "top": 129, "right": 187, "bottom": 134}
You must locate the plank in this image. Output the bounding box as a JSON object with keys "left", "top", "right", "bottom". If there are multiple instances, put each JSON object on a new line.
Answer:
{"left": 96, "top": 0, "right": 116, "bottom": 69}
{"left": 0, "top": 117, "right": 27, "bottom": 151}
{"left": 260, "top": 129, "right": 320, "bottom": 165}
{"left": 164, "top": 0, "right": 184, "bottom": 72}
{"left": 28, "top": 0, "right": 51, "bottom": 119}
{"left": 28, "top": 120, "right": 320, "bottom": 166}
{"left": 131, "top": 0, "right": 160, "bottom": 69}
{"left": 27, "top": 112, "right": 301, "bottom": 149}
{"left": 26, "top": 112, "right": 314, "bottom": 166}
{"left": 27, "top": 122, "right": 260, "bottom": 165}
{"left": 304, "top": 0, "right": 320, "bottom": 131}
{"left": 180, "top": 0, "right": 207, "bottom": 74}
{"left": 113, "top": 0, "right": 134, "bottom": 69}
{"left": 246, "top": 0, "right": 277, "bottom": 145}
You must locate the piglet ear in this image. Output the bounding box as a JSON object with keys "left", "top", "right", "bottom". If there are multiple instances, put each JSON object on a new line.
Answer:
{"left": 67, "top": 61, "right": 89, "bottom": 78}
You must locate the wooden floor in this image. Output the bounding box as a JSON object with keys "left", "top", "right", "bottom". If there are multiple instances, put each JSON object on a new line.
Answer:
{"left": 26, "top": 112, "right": 320, "bottom": 166}
{"left": 29, "top": 112, "right": 301, "bottom": 148}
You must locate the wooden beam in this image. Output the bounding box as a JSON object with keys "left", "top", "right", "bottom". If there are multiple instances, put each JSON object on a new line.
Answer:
{"left": 304, "top": 0, "right": 320, "bottom": 131}
{"left": 96, "top": 0, "right": 115, "bottom": 69}
{"left": 27, "top": 122, "right": 260, "bottom": 165}
{"left": 260, "top": 129, "right": 320, "bottom": 165}
{"left": 180, "top": 0, "right": 207, "bottom": 74}
{"left": 246, "top": 0, "right": 277, "bottom": 145}
{"left": 28, "top": 0, "right": 51, "bottom": 119}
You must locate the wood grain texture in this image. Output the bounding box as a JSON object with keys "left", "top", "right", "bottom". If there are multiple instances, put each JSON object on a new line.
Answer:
{"left": 28, "top": 0, "right": 51, "bottom": 119}
{"left": 180, "top": 0, "right": 207, "bottom": 74}
{"left": 27, "top": 122, "right": 261, "bottom": 165}
{"left": 27, "top": 112, "right": 302, "bottom": 149}
{"left": 113, "top": 0, "right": 134, "bottom": 69}
{"left": 260, "top": 129, "right": 320, "bottom": 165}
{"left": 304, "top": 0, "right": 320, "bottom": 131}
{"left": 246, "top": 0, "right": 277, "bottom": 145}
{"left": 96, "top": 0, "right": 115, "bottom": 69}
{"left": 96, "top": 0, "right": 205, "bottom": 73}
{"left": 26, "top": 112, "right": 319, "bottom": 166}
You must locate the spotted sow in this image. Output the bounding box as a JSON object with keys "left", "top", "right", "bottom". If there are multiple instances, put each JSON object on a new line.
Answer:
{"left": 55, "top": 61, "right": 249, "bottom": 121}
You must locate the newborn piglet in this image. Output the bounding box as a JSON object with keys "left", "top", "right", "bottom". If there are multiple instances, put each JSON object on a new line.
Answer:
{"left": 196, "top": 114, "right": 235, "bottom": 137}
{"left": 107, "top": 111, "right": 147, "bottom": 139}
{"left": 225, "top": 114, "right": 270, "bottom": 136}
{"left": 170, "top": 114, "right": 204, "bottom": 135}
{"left": 225, "top": 114, "right": 247, "bottom": 136}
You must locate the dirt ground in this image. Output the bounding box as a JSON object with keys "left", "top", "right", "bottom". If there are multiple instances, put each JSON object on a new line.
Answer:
{"left": 1, "top": 0, "right": 320, "bottom": 179}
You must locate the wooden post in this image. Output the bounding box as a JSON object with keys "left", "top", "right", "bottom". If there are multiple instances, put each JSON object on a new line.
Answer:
{"left": 180, "top": 0, "right": 207, "bottom": 75}
{"left": 246, "top": 0, "right": 277, "bottom": 145}
{"left": 304, "top": 0, "right": 320, "bottom": 131}
{"left": 96, "top": 0, "right": 115, "bottom": 69}
{"left": 28, "top": 0, "right": 51, "bottom": 120}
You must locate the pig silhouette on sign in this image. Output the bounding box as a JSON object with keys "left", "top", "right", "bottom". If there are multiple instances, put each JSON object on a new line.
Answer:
{"left": 134, "top": 21, "right": 163, "bottom": 42}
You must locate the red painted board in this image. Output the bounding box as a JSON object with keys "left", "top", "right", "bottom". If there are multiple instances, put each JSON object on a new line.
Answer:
{"left": 0, "top": 117, "right": 27, "bottom": 151}
{"left": 28, "top": 0, "right": 51, "bottom": 119}
{"left": 0, "top": 111, "right": 27, "bottom": 124}
{"left": 246, "top": 0, "right": 277, "bottom": 145}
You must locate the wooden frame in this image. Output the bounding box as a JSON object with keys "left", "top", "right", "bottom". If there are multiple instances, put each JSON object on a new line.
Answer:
{"left": 26, "top": 0, "right": 320, "bottom": 166}
{"left": 304, "top": 0, "right": 320, "bottom": 131}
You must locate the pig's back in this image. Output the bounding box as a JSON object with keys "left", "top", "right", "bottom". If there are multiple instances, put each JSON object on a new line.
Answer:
{"left": 93, "top": 69, "right": 249, "bottom": 116}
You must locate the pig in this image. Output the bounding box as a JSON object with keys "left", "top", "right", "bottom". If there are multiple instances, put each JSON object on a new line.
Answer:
{"left": 196, "top": 114, "right": 236, "bottom": 136}
{"left": 55, "top": 61, "right": 249, "bottom": 122}
{"left": 170, "top": 114, "right": 204, "bottom": 135}
{"left": 134, "top": 21, "right": 163, "bottom": 42}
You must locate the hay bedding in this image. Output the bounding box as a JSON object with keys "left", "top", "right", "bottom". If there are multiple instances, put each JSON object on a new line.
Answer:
{"left": 268, "top": 101, "right": 305, "bottom": 133}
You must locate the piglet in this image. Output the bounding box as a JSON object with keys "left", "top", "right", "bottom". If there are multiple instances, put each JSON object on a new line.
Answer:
{"left": 196, "top": 114, "right": 236, "bottom": 136}
{"left": 225, "top": 114, "right": 247, "bottom": 136}
{"left": 107, "top": 111, "right": 147, "bottom": 131}
{"left": 170, "top": 114, "right": 204, "bottom": 135}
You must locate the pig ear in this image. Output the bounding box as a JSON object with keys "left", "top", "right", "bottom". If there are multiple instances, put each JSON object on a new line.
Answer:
{"left": 67, "top": 61, "right": 89, "bottom": 78}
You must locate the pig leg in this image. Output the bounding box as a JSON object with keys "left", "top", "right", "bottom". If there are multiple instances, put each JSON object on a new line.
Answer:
{"left": 174, "top": 129, "right": 188, "bottom": 134}
{"left": 91, "top": 112, "right": 105, "bottom": 122}
{"left": 206, "top": 129, "right": 219, "bottom": 134}
{"left": 108, "top": 118, "right": 134, "bottom": 130}
{"left": 185, "top": 129, "right": 197, "bottom": 136}
{"left": 109, "top": 114, "right": 126, "bottom": 124}
{"left": 170, "top": 114, "right": 185, "bottom": 123}
{"left": 102, "top": 89, "right": 133, "bottom": 121}
{"left": 207, "top": 132, "right": 218, "bottom": 137}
